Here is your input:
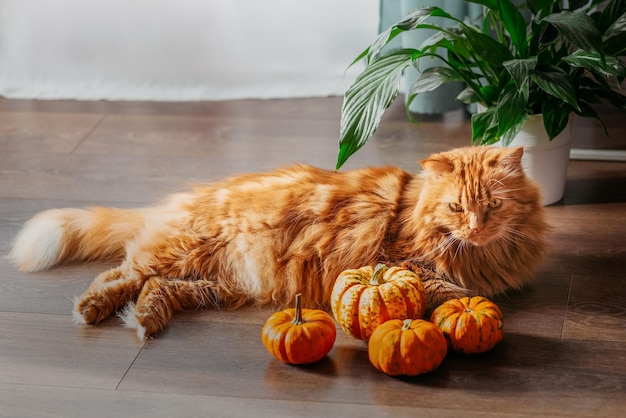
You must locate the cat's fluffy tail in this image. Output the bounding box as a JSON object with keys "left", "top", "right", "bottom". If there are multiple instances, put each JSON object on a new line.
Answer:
{"left": 10, "top": 207, "right": 145, "bottom": 272}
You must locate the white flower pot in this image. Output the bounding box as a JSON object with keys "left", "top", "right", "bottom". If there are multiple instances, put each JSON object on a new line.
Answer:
{"left": 502, "top": 114, "right": 572, "bottom": 206}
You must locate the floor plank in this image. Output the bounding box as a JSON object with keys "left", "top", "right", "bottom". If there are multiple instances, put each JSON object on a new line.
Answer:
{"left": 542, "top": 203, "right": 626, "bottom": 276}
{"left": 1, "top": 96, "right": 625, "bottom": 417}
{"left": 563, "top": 274, "right": 626, "bottom": 342}
{"left": 0, "top": 110, "right": 103, "bottom": 154}
{"left": 494, "top": 273, "right": 571, "bottom": 339}
{"left": 0, "top": 153, "right": 238, "bottom": 203}
{"left": 113, "top": 309, "right": 626, "bottom": 416}
{"left": 0, "top": 383, "right": 543, "bottom": 418}
{"left": 0, "top": 312, "right": 143, "bottom": 389}
{"left": 0, "top": 262, "right": 116, "bottom": 316}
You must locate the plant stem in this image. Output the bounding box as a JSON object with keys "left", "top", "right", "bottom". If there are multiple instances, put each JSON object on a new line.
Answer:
{"left": 428, "top": 52, "right": 488, "bottom": 102}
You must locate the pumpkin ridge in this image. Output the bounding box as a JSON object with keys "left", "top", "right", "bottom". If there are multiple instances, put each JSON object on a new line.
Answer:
{"left": 376, "top": 285, "right": 391, "bottom": 322}
{"left": 331, "top": 265, "right": 427, "bottom": 341}
{"left": 358, "top": 287, "right": 381, "bottom": 339}
{"left": 262, "top": 294, "right": 336, "bottom": 364}
{"left": 398, "top": 324, "right": 417, "bottom": 375}
{"left": 349, "top": 286, "right": 367, "bottom": 338}
{"left": 368, "top": 319, "right": 447, "bottom": 376}
{"left": 399, "top": 280, "right": 420, "bottom": 318}
{"left": 430, "top": 296, "right": 504, "bottom": 354}
{"left": 378, "top": 324, "right": 398, "bottom": 374}
{"left": 275, "top": 321, "right": 292, "bottom": 362}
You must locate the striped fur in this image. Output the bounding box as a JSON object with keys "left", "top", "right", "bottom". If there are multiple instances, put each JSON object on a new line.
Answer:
{"left": 10, "top": 146, "right": 548, "bottom": 339}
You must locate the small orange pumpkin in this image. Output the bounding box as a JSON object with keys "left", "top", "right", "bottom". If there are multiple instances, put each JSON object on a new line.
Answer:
{"left": 368, "top": 318, "right": 447, "bottom": 376}
{"left": 261, "top": 293, "right": 336, "bottom": 364}
{"left": 331, "top": 264, "right": 426, "bottom": 341}
{"left": 430, "top": 296, "right": 504, "bottom": 354}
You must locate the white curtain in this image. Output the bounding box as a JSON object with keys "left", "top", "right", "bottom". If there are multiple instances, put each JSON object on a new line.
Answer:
{"left": 0, "top": 0, "right": 379, "bottom": 101}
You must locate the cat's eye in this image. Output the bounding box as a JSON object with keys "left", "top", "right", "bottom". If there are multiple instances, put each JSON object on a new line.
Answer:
{"left": 449, "top": 202, "right": 464, "bottom": 213}
{"left": 488, "top": 198, "right": 503, "bottom": 209}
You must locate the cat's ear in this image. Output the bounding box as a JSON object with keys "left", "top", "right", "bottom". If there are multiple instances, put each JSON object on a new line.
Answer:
{"left": 500, "top": 146, "right": 524, "bottom": 170}
{"left": 420, "top": 157, "right": 454, "bottom": 174}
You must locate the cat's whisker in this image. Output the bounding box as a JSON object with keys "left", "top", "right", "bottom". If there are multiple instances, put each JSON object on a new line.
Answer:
{"left": 487, "top": 179, "right": 522, "bottom": 195}
{"left": 493, "top": 188, "right": 522, "bottom": 196}
{"left": 487, "top": 178, "right": 505, "bottom": 188}
{"left": 490, "top": 185, "right": 524, "bottom": 196}
{"left": 501, "top": 224, "right": 537, "bottom": 240}
{"left": 416, "top": 234, "right": 457, "bottom": 260}
{"left": 452, "top": 239, "right": 466, "bottom": 261}
{"left": 494, "top": 227, "right": 536, "bottom": 247}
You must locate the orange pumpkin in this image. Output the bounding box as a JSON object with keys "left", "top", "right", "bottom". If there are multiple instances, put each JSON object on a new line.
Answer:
{"left": 430, "top": 296, "right": 504, "bottom": 354}
{"left": 261, "top": 293, "right": 336, "bottom": 364}
{"left": 331, "top": 264, "right": 426, "bottom": 341}
{"left": 368, "top": 318, "right": 447, "bottom": 376}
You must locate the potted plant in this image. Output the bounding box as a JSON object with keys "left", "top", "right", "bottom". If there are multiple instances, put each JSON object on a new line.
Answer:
{"left": 337, "top": 0, "right": 626, "bottom": 204}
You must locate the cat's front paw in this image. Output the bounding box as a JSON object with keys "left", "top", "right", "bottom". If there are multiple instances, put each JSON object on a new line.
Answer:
{"left": 118, "top": 302, "right": 167, "bottom": 340}
{"left": 73, "top": 295, "right": 114, "bottom": 324}
{"left": 118, "top": 302, "right": 148, "bottom": 340}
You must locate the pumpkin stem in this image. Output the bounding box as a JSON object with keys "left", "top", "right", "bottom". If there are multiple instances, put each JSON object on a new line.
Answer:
{"left": 401, "top": 319, "right": 413, "bottom": 331}
{"left": 292, "top": 293, "right": 304, "bottom": 325}
{"left": 370, "top": 263, "right": 388, "bottom": 286}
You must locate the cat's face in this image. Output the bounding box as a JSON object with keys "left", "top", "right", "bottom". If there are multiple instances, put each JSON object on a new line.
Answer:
{"left": 419, "top": 146, "right": 538, "bottom": 248}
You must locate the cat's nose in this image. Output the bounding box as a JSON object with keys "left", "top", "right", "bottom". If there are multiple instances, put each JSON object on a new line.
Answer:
{"left": 468, "top": 213, "right": 484, "bottom": 234}
{"left": 469, "top": 226, "right": 482, "bottom": 235}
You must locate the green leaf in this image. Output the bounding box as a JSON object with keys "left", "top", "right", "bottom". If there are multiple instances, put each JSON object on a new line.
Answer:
{"left": 571, "top": 0, "right": 591, "bottom": 10}
{"left": 461, "top": 27, "right": 514, "bottom": 70}
{"left": 337, "top": 49, "right": 418, "bottom": 169}
{"left": 495, "top": 80, "right": 528, "bottom": 138}
{"left": 563, "top": 51, "right": 626, "bottom": 77}
{"left": 447, "top": 49, "right": 481, "bottom": 81}
{"left": 604, "top": 31, "right": 626, "bottom": 56}
{"left": 500, "top": 114, "right": 529, "bottom": 146}
{"left": 531, "top": 66, "right": 580, "bottom": 110}
{"left": 529, "top": 20, "right": 558, "bottom": 58}
{"left": 575, "top": 101, "right": 609, "bottom": 136}
{"left": 357, "top": 7, "right": 457, "bottom": 66}
{"left": 591, "top": 86, "right": 626, "bottom": 110}
{"left": 611, "top": 11, "right": 626, "bottom": 31}
{"left": 498, "top": 0, "right": 529, "bottom": 57}
{"left": 467, "top": 0, "right": 499, "bottom": 11}
{"left": 447, "top": 37, "right": 486, "bottom": 75}
{"left": 417, "top": 25, "right": 464, "bottom": 52}
{"left": 456, "top": 87, "right": 482, "bottom": 104}
{"left": 541, "top": 100, "right": 571, "bottom": 139}
{"left": 407, "top": 67, "right": 462, "bottom": 97}
{"left": 503, "top": 57, "right": 538, "bottom": 92}
{"left": 544, "top": 11, "right": 604, "bottom": 53}
{"left": 586, "top": 71, "right": 626, "bottom": 97}
{"left": 588, "top": 0, "right": 610, "bottom": 9}
{"left": 406, "top": 66, "right": 463, "bottom": 111}
{"left": 480, "top": 84, "right": 501, "bottom": 105}
{"left": 528, "top": 0, "right": 559, "bottom": 17}
{"left": 598, "top": 0, "right": 626, "bottom": 34}
{"left": 471, "top": 107, "right": 500, "bottom": 145}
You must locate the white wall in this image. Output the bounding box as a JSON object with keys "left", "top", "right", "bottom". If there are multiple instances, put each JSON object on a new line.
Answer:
{"left": 0, "top": 0, "right": 379, "bottom": 101}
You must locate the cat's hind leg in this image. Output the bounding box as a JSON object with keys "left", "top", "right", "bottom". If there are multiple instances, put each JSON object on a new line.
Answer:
{"left": 120, "top": 277, "right": 228, "bottom": 339}
{"left": 73, "top": 265, "right": 146, "bottom": 325}
{"left": 73, "top": 214, "right": 197, "bottom": 328}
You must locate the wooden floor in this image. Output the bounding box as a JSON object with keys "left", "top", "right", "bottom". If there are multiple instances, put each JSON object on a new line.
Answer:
{"left": 0, "top": 96, "right": 625, "bottom": 418}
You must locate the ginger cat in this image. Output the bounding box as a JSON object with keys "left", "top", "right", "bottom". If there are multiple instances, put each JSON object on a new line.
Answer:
{"left": 10, "top": 146, "right": 547, "bottom": 339}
